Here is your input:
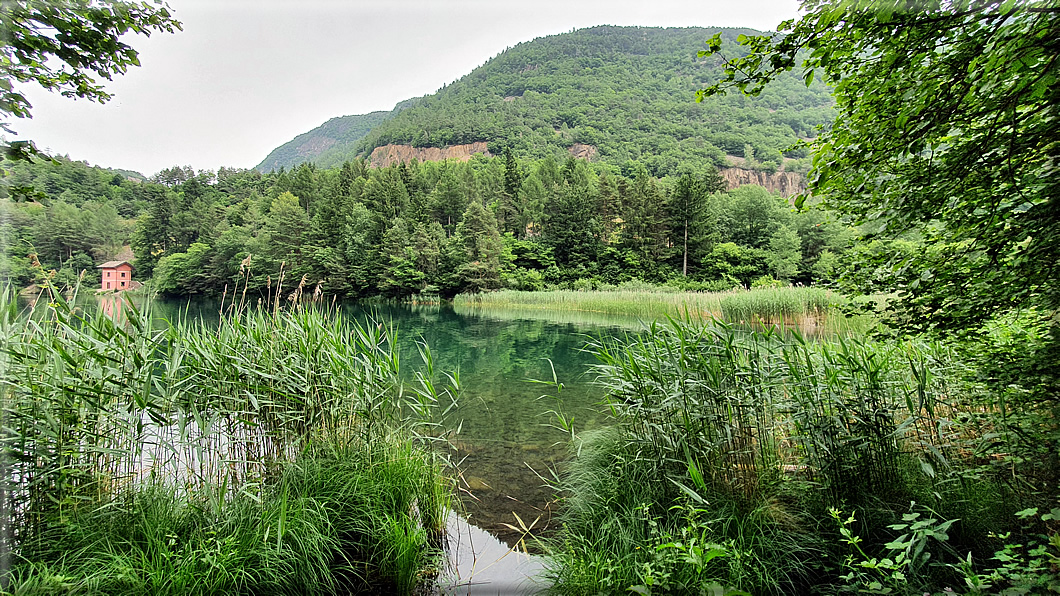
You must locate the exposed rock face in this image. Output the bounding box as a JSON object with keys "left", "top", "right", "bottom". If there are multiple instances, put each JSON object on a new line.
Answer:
{"left": 366, "top": 143, "right": 804, "bottom": 198}
{"left": 297, "top": 137, "right": 338, "bottom": 158}
{"left": 369, "top": 142, "right": 491, "bottom": 168}
{"left": 568, "top": 143, "right": 597, "bottom": 160}
{"left": 718, "top": 168, "right": 806, "bottom": 197}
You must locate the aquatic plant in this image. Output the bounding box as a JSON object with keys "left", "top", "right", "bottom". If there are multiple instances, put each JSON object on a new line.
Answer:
{"left": 11, "top": 433, "right": 447, "bottom": 595}
{"left": 455, "top": 285, "right": 854, "bottom": 331}
{"left": 0, "top": 280, "right": 455, "bottom": 594}
{"left": 718, "top": 285, "right": 843, "bottom": 326}
{"left": 546, "top": 317, "right": 1012, "bottom": 594}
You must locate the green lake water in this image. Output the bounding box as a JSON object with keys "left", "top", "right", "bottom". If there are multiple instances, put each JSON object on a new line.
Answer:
{"left": 76, "top": 294, "right": 642, "bottom": 547}
{"left": 332, "top": 301, "right": 638, "bottom": 546}
{"left": 28, "top": 292, "right": 856, "bottom": 593}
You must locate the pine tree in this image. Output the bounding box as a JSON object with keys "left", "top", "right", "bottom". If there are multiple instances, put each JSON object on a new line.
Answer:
{"left": 430, "top": 165, "right": 467, "bottom": 236}
{"left": 451, "top": 200, "right": 504, "bottom": 294}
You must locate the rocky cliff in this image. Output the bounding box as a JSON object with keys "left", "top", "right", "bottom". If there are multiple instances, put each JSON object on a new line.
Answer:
{"left": 366, "top": 142, "right": 805, "bottom": 197}
{"left": 718, "top": 168, "right": 805, "bottom": 197}
{"left": 369, "top": 142, "right": 491, "bottom": 168}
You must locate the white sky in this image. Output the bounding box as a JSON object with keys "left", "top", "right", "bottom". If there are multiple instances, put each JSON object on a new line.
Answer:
{"left": 7, "top": 0, "right": 800, "bottom": 177}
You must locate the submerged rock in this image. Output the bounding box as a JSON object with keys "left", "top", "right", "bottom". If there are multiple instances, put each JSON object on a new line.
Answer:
{"left": 465, "top": 476, "right": 490, "bottom": 491}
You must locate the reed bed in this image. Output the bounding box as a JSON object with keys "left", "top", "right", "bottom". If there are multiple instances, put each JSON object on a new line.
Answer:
{"left": 454, "top": 288, "right": 724, "bottom": 320}
{"left": 453, "top": 302, "right": 648, "bottom": 330}
{"left": 546, "top": 318, "right": 1012, "bottom": 594}
{"left": 718, "top": 286, "right": 844, "bottom": 326}
{"left": 455, "top": 286, "right": 853, "bottom": 330}
{"left": 0, "top": 282, "right": 456, "bottom": 594}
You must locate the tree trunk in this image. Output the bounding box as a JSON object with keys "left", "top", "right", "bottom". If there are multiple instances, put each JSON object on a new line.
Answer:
{"left": 682, "top": 222, "right": 689, "bottom": 277}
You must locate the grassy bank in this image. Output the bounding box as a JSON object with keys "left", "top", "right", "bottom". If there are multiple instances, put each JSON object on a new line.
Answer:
{"left": 454, "top": 285, "right": 854, "bottom": 329}
{"left": 10, "top": 436, "right": 448, "bottom": 594}
{"left": 545, "top": 319, "right": 1057, "bottom": 595}
{"left": 1, "top": 286, "right": 456, "bottom": 594}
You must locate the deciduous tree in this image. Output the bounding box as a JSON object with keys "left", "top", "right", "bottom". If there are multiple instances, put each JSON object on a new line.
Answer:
{"left": 1, "top": 0, "right": 181, "bottom": 158}
{"left": 699, "top": 0, "right": 1060, "bottom": 333}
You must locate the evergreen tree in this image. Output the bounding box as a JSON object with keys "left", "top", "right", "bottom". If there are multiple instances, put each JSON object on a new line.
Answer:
{"left": 430, "top": 164, "right": 467, "bottom": 236}
{"left": 290, "top": 163, "right": 319, "bottom": 214}
{"left": 617, "top": 165, "right": 667, "bottom": 278}
{"left": 249, "top": 191, "right": 310, "bottom": 286}
{"left": 669, "top": 169, "right": 726, "bottom": 277}
{"left": 497, "top": 147, "right": 523, "bottom": 236}
{"left": 378, "top": 217, "right": 423, "bottom": 298}
{"left": 412, "top": 222, "right": 446, "bottom": 285}
{"left": 343, "top": 202, "right": 380, "bottom": 297}
{"left": 449, "top": 200, "right": 504, "bottom": 294}
{"left": 543, "top": 172, "right": 602, "bottom": 275}
{"left": 130, "top": 185, "right": 181, "bottom": 277}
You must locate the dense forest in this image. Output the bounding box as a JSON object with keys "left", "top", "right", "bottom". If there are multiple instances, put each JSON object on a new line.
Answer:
{"left": 257, "top": 26, "right": 834, "bottom": 176}
{"left": 1, "top": 151, "right": 854, "bottom": 299}
{"left": 2, "top": 25, "right": 843, "bottom": 301}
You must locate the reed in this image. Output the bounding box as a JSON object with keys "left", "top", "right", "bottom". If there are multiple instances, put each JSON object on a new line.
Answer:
{"left": 577, "top": 319, "right": 986, "bottom": 504}
{"left": 546, "top": 317, "right": 1008, "bottom": 594}
{"left": 455, "top": 288, "right": 725, "bottom": 320}
{"left": 455, "top": 286, "right": 853, "bottom": 331}
{"left": 1, "top": 279, "right": 455, "bottom": 594}
{"left": 718, "top": 286, "right": 844, "bottom": 326}
{"left": 13, "top": 433, "right": 447, "bottom": 595}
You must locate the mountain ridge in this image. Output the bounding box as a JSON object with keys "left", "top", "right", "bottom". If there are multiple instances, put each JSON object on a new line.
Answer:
{"left": 256, "top": 25, "right": 832, "bottom": 176}
{"left": 255, "top": 110, "right": 390, "bottom": 172}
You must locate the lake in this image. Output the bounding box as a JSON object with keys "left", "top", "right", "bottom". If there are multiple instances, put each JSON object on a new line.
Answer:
{"left": 81, "top": 294, "right": 641, "bottom": 548}
{"left": 35, "top": 291, "right": 853, "bottom": 593}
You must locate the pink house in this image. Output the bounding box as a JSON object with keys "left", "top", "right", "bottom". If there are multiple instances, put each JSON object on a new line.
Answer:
{"left": 98, "top": 261, "right": 134, "bottom": 291}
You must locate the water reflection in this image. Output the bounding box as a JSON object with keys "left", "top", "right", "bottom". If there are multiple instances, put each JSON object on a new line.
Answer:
{"left": 344, "top": 303, "right": 623, "bottom": 545}
{"left": 437, "top": 513, "right": 546, "bottom": 595}
{"left": 78, "top": 297, "right": 631, "bottom": 547}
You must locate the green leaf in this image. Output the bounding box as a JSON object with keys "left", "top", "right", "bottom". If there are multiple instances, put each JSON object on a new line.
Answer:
{"left": 919, "top": 459, "right": 935, "bottom": 478}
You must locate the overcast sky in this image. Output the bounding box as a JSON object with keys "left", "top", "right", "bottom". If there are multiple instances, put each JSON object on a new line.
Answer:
{"left": 8, "top": 0, "right": 800, "bottom": 177}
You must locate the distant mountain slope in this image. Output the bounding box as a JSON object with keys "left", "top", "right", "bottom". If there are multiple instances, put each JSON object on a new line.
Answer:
{"left": 259, "top": 25, "right": 833, "bottom": 176}
{"left": 255, "top": 110, "right": 389, "bottom": 172}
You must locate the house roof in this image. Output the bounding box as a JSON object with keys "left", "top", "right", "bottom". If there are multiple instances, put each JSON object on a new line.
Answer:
{"left": 97, "top": 260, "right": 134, "bottom": 269}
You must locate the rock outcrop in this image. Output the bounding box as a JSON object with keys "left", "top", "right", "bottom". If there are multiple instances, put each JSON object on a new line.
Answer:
{"left": 718, "top": 168, "right": 805, "bottom": 197}
{"left": 369, "top": 142, "right": 491, "bottom": 168}
{"left": 365, "top": 142, "right": 804, "bottom": 198}
{"left": 568, "top": 143, "right": 597, "bottom": 160}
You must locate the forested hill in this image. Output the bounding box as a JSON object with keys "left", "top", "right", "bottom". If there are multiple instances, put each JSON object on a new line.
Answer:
{"left": 257, "top": 26, "right": 834, "bottom": 176}
{"left": 255, "top": 110, "right": 390, "bottom": 173}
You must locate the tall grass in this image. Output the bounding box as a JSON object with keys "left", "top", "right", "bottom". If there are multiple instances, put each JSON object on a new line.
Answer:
{"left": 454, "top": 287, "right": 725, "bottom": 320}
{"left": 546, "top": 318, "right": 1012, "bottom": 594}
{"left": 1, "top": 279, "right": 456, "bottom": 594}
{"left": 719, "top": 285, "right": 842, "bottom": 326}
{"left": 11, "top": 434, "right": 449, "bottom": 595}
{"left": 455, "top": 286, "right": 855, "bottom": 331}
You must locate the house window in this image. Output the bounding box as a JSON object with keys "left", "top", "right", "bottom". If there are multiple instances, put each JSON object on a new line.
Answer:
{"left": 106, "top": 271, "right": 112, "bottom": 278}
{"left": 121, "top": 271, "right": 126, "bottom": 278}
{"left": 120, "top": 281, "right": 126, "bottom": 288}
{"left": 106, "top": 282, "right": 111, "bottom": 289}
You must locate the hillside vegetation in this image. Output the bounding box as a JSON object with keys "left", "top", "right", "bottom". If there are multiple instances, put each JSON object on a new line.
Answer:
{"left": 1, "top": 152, "right": 853, "bottom": 301}
{"left": 257, "top": 26, "right": 833, "bottom": 175}
{"left": 255, "top": 110, "right": 390, "bottom": 172}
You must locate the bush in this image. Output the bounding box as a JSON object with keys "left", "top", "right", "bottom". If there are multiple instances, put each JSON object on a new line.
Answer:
{"left": 750, "top": 275, "right": 783, "bottom": 289}
{"left": 572, "top": 277, "right": 594, "bottom": 291}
